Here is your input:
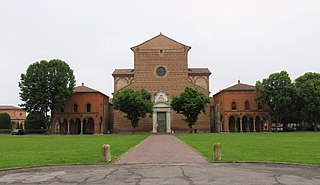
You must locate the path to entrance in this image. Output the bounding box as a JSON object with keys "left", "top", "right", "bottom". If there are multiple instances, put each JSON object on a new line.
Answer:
{"left": 116, "top": 134, "right": 208, "bottom": 164}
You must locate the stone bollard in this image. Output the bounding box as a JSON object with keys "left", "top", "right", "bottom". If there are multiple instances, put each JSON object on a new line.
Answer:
{"left": 213, "top": 143, "right": 221, "bottom": 161}
{"left": 102, "top": 144, "right": 111, "bottom": 162}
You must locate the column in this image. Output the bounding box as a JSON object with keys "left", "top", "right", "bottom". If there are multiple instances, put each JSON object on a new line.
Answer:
{"left": 253, "top": 119, "right": 256, "bottom": 132}
{"left": 80, "top": 120, "right": 83, "bottom": 134}
{"left": 152, "top": 112, "right": 157, "bottom": 133}
{"left": 67, "top": 121, "right": 70, "bottom": 134}
{"left": 166, "top": 111, "right": 171, "bottom": 133}
{"left": 239, "top": 119, "right": 243, "bottom": 132}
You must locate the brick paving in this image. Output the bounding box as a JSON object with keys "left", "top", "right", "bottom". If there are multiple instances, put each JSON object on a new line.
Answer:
{"left": 116, "top": 134, "right": 208, "bottom": 164}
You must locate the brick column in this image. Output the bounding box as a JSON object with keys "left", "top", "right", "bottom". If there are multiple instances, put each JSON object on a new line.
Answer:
{"left": 67, "top": 121, "right": 70, "bottom": 134}
{"left": 80, "top": 120, "right": 83, "bottom": 134}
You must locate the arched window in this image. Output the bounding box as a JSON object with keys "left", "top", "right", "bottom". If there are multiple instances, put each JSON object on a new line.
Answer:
{"left": 231, "top": 102, "right": 237, "bottom": 110}
{"left": 86, "top": 103, "right": 91, "bottom": 112}
{"left": 73, "top": 104, "right": 78, "bottom": 112}
{"left": 258, "top": 103, "right": 263, "bottom": 110}
{"left": 245, "top": 101, "right": 250, "bottom": 110}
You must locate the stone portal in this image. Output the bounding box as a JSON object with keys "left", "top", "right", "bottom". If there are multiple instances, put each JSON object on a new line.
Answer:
{"left": 152, "top": 92, "right": 171, "bottom": 133}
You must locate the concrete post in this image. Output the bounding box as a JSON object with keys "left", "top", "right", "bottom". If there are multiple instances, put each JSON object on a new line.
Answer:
{"left": 213, "top": 143, "right": 221, "bottom": 161}
{"left": 102, "top": 144, "right": 111, "bottom": 162}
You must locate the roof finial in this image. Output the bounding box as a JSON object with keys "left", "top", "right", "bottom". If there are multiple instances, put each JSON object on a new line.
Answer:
{"left": 160, "top": 32, "right": 162, "bottom": 35}
{"left": 82, "top": 82, "right": 84, "bottom": 86}
{"left": 238, "top": 79, "right": 240, "bottom": 84}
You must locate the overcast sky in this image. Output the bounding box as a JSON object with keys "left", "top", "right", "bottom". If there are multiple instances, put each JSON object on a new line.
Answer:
{"left": 1, "top": 0, "right": 320, "bottom": 106}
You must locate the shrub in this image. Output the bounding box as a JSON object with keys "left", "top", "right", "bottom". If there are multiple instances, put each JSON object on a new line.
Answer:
{"left": 25, "top": 112, "right": 46, "bottom": 129}
{"left": 0, "top": 113, "right": 12, "bottom": 129}
{"left": 0, "top": 129, "right": 13, "bottom": 134}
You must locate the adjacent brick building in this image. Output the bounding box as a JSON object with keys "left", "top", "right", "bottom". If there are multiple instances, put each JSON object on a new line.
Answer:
{"left": 212, "top": 80, "right": 271, "bottom": 132}
{"left": 112, "top": 34, "right": 212, "bottom": 133}
{"left": 51, "top": 83, "right": 112, "bottom": 134}
{"left": 0, "top": 105, "right": 26, "bottom": 128}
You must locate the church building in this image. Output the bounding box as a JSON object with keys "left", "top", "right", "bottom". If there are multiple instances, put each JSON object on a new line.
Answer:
{"left": 112, "top": 34, "right": 212, "bottom": 133}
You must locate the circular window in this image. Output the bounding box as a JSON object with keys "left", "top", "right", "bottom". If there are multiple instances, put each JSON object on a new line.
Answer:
{"left": 156, "top": 66, "right": 166, "bottom": 77}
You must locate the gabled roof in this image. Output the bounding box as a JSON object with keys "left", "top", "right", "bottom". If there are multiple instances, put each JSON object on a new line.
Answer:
{"left": 0, "top": 105, "right": 22, "bottom": 110}
{"left": 131, "top": 33, "right": 191, "bottom": 50}
{"left": 73, "top": 84, "right": 109, "bottom": 98}
{"left": 214, "top": 81, "right": 255, "bottom": 96}
{"left": 112, "top": 69, "right": 134, "bottom": 77}
{"left": 74, "top": 85, "right": 99, "bottom": 93}
{"left": 224, "top": 83, "right": 255, "bottom": 91}
{"left": 188, "top": 68, "right": 211, "bottom": 76}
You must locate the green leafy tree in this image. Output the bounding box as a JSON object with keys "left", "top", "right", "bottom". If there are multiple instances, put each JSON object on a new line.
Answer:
{"left": 295, "top": 72, "right": 320, "bottom": 131}
{"left": 112, "top": 88, "right": 153, "bottom": 132}
{"left": 171, "top": 86, "right": 211, "bottom": 129}
{"left": 256, "top": 71, "right": 297, "bottom": 127}
{"left": 0, "top": 113, "right": 12, "bottom": 129}
{"left": 19, "top": 59, "right": 76, "bottom": 134}
{"left": 25, "top": 112, "right": 47, "bottom": 129}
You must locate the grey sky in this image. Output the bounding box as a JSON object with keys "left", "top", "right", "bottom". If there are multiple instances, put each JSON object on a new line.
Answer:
{"left": 1, "top": 0, "right": 320, "bottom": 106}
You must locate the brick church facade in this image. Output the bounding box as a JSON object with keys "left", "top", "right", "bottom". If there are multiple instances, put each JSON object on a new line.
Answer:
{"left": 112, "top": 34, "right": 212, "bottom": 133}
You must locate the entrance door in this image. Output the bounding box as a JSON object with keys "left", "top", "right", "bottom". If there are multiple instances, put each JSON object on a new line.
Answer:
{"left": 157, "top": 112, "right": 167, "bottom": 132}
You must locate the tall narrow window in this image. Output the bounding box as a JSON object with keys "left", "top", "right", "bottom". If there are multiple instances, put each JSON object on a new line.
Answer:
{"left": 86, "top": 103, "right": 91, "bottom": 112}
{"left": 258, "top": 103, "right": 263, "bottom": 110}
{"left": 73, "top": 104, "right": 78, "bottom": 112}
{"left": 245, "top": 101, "right": 250, "bottom": 110}
{"left": 60, "top": 107, "right": 64, "bottom": 113}
{"left": 231, "top": 102, "right": 237, "bottom": 110}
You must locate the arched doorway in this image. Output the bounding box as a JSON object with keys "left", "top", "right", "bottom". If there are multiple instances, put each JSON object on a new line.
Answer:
{"left": 249, "top": 117, "right": 254, "bottom": 131}
{"left": 69, "top": 119, "right": 75, "bottom": 134}
{"left": 75, "top": 118, "right": 81, "bottom": 134}
{"left": 60, "top": 119, "right": 68, "bottom": 134}
{"left": 229, "top": 116, "right": 236, "bottom": 132}
{"left": 242, "top": 116, "right": 248, "bottom": 132}
{"left": 84, "top": 118, "right": 94, "bottom": 134}
{"left": 255, "top": 116, "right": 261, "bottom": 132}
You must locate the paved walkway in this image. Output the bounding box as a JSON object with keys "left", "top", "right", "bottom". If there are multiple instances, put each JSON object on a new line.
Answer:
{"left": 1, "top": 163, "right": 319, "bottom": 185}
{"left": 116, "top": 134, "right": 208, "bottom": 164}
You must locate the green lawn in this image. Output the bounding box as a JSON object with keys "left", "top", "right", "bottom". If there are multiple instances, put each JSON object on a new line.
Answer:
{"left": 176, "top": 132, "right": 320, "bottom": 165}
{"left": 0, "top": 134, "right": 148, "bottom": 169}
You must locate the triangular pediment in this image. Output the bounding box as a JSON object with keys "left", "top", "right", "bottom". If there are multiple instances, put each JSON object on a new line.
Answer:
{"left": 131, "top": 34, "right": 191, "bottom": 50}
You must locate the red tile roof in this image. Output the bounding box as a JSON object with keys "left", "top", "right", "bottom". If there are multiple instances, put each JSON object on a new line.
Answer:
{"left": 223, "top": 83, "right": 255, "bottom": 91}
{"left": 112, "top": 69, "right": 134, "bottom": 76}
{"left": 0, "top": 105, "right": 22, "bottom": 110}
{"left": 188, "top": 68, "right": 211, "bottom": 75}
{"left": 73, "top": 85, "right": 99, "bottom": 93}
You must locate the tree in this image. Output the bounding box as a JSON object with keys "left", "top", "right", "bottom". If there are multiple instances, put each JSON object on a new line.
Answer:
{"left": 25, "top": 112, "right": 47, "bottom": 129}
{"left": 171, "top": 86, "right": 211, "bottom": 130}
{"left": 0, "top": 113, "right": 12, "bottom": 129}
{"left": 295, "top": 72, "right": 320, "bottom": 131}
{"left": 19, "top": 59, "right": 75, "bottom": 134}
{"left": 112, "top": 88, "right": 153, "bottom": 132}
{"left": 256, "top": 71, "right": 297, "bottom": 127}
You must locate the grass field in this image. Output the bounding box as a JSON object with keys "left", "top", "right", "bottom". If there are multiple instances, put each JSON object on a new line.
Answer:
{"left": 176, "top": 132, "right": 320, "bottom": 165}
{"left": 0, "top": 134, "right": 148, "bottom": 169}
